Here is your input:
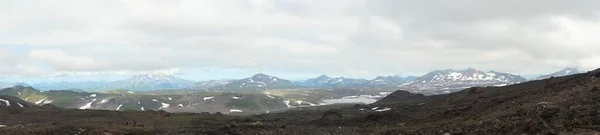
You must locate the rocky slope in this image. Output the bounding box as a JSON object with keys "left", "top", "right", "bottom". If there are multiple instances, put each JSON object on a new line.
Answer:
{"left": 399, "top": 68, "right": 527, "bottom": 93}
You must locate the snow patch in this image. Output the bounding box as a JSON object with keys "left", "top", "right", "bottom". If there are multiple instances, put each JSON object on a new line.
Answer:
{"left": 178, "top": 104, "right": 184, "bottom": 107}
{"left": 160, "top": 103, "right": 170, "bottom": 109}
{"left": 78, "top": 99, "right": 97, "bottom": 109}
{"left": 17, "top": 92, "right": 21, "bottom": 96}
{"left": 43, "top": 100, "right": 53, "bottom": 104}
{"left": 265, "top": 94, "right": 275, "bottom": 99}
{"left": 375, "top": 107, "right": 392, "bottom": 112}
{"left": 127, "top": 91, "right": 134, "bottom": 94}
{"left": 371, "top": 107, "right": 379, "bottom": 110}
{"left": 232, "top": 96, "right": 240, "bottom": 100}
{"left": 17, "top": 102, "right": 23, "bottom": 107}
{"left": 35, "top": 99, "right": 46, "bottom": 105}
{"left": 203, "top": 96, "right": 214, "bottom": 100}
{"left": 152, "top": 99, "right": 158, "bottom": 102}
{"left": 115, "top": 104, "right": 123, "bottom": 111}
{"left": 283, "top": 100, "right": 293, "bottom": 108}
{"left": 494, "top": 84, "right": 508, "bottom": 87}
{"left": 100, "top": 99, "right": 109, "bottom": 104}
{"left": 141, "top": 107, "right": 145, "bottom": 111}
{"left": 167, "top": 97, "right": 172, "bottom": 100}
{"left": 89, "top": 94, "right": 97, "bottom": 98}
{"left": 229, "top": 109, "right": 243, "bottom": 112}
{"left": 0, "top": 98, "right": 10, "bottom": 106}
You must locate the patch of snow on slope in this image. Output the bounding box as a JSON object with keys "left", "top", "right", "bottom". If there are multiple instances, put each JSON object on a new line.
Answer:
{"left": 494, "top": 84, "right": 508, "bottom": 87}
{"left": 160, "top": 103, "right": 170, "bottom": 109}
{"left": 152, "top": 99, "right": 158, "bottom": 102}
{"left": 229, "top": 109, "right": 243, "bottom": 112}
{"left": 283, "top": 100, "right": 293, "bottom": 108}
{"left": 35, "top": 99, "right": 46, "bottom": 105}
{"left": 203, "top": 96, "right": 214, "bottom": 100}
{"left": 116, "top": 104, "right": 123, "bottom": 111}
{"left": 17, "top": 103, "right": 23, "bottom": 107}
{"left": 89, "top": 94, "right": 97, "bottom": 98}
{"left": 167, "top": 97, "right": 172, "bottom": 100}
{"left": 17, "top": 92, "right": 21, "bottom": 96}
{"left": 178, "top": 104, "right": 183, "bottom": 107}
{"left": 375, "top": 107, "right": 392, "bottom": 112}
{"left": 265, "top": 94, "right": 275, "bottom": 99}
{"left": 232, "top": 96, "right": 240, "bottom": 100}
{"left": 78, "top": 99, "right": 97, "bottom": 109}
{"left": 127, "top": 91, "right": 134, "bottom": 94}
{"left": 43, "top": 100, "right": 53, "bottom": 104}
{"left": 141, "top": 107, "right": 145, "bottom": 111}
{"left": 100, "top": 99, "right": 109, "bottom": 104}
{"left": 0, "top": 98, "right": 10, "bottom": 106}
{"left": 379, "top": 92, "right": 393, "bottom": 95}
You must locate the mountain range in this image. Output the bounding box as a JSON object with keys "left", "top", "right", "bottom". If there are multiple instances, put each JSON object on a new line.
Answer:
{"left": 1, "top": 67, "right": 585, "bottom": 92}
{"left": 29, "top": 74, "right": 195, "bottom": 91}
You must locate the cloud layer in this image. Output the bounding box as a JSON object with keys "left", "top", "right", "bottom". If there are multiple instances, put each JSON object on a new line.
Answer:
{"left": 1, "top": 0, "right": 600, "bottom": 80}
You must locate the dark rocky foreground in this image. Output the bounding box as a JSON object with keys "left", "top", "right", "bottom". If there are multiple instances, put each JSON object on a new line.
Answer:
{"left": 2, "top": 69, "right": 600, "bottom": 135}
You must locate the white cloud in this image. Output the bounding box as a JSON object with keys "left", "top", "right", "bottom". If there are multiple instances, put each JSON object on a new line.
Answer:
{"left": 1, "top": 0, "right": 600, "bottom": 80}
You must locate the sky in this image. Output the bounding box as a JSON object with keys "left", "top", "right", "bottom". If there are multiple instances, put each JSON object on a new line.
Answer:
{"left": 1, "top": 0, "right": 600, "bottom": 83}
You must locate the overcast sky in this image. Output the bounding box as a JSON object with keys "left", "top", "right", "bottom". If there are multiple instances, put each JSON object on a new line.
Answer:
{"left": 1, "top": 0, "right": 600, "bottom": 82}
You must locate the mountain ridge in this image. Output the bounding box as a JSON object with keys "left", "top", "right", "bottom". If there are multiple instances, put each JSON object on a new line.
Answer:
{"left": 399, "top": 68, "right": 527, "bottom": 93}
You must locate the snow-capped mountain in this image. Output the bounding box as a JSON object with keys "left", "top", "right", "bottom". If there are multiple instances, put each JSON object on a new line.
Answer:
{"left": 399, "top": 68, "right": 527, "bottom": 91}
{"left": 535, "top": 67, "right": 582, "bottom": 80}
{"left": 211, "top": 73, "right": 297, "bottom": 90}
{"left": 298, "top": 75, "right": 415, "bottom": 88}
{"left": 104, "top": 74, "right": 195, "bottom": 91}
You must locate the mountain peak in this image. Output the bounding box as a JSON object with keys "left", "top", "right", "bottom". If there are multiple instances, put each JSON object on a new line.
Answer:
{"left": 459, "top": 68, "right": 481, "bottom": 73}
{"left": 252, "top": 73, "right": 273, "bottom": 78}
{"left": 317, "top": 75, "right": 330, "bottom": 79}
